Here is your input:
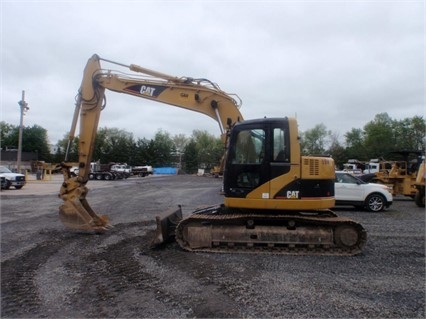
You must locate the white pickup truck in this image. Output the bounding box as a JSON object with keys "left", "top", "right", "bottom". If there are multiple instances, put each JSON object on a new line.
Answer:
{"left": 0, "top": 166, "right": 26, "bottom": 190}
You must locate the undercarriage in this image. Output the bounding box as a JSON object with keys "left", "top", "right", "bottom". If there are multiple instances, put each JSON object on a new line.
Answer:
{"left": 152, "top": 205, "right": 367, "bottom": 256}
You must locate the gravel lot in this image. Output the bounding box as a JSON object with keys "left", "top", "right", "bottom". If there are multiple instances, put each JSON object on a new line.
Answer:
{"left": 1, "top": 174, "right": 425, "bottom": 318}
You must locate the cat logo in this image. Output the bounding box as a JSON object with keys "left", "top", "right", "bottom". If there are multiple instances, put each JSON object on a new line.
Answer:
{"left": 286, "top": 191, "right": 300, "bottom": 199}
{"left": 140, "top": 85, "right": 156, "bottom": 96}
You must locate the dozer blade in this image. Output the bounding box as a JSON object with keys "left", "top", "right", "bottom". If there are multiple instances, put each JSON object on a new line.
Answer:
{"left": 150, "top": 206, "right": 183, "bottom": 248}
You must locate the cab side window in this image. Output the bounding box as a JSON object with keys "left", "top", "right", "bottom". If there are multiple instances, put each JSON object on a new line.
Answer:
{"left": 273, "top": 127, "right": 288, "bottom": 162}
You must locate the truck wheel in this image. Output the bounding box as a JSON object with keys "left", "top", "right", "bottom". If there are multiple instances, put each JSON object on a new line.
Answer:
{"left": 88, "top": 173, "right": 95, "bottom": 180}
{"left": 415, "top": 191, "right": 425, "bottom": 207}
{"left": 4, "top": 180, "right": 11, "bottom": 190}
{"left": 365, "top": 193, "right": 385, "bottom": 212}
{"left": 3, "top": 180, "right": 10, "bottom": 189}
{"left": 96, "top": 174, "right": 103, "bottom": 180}
{"left": 104, "top": 174, "right": 112, "bottom": 180}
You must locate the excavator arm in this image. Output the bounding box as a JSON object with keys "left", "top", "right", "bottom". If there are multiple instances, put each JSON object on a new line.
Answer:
{"left": 59, "top": 54, "right": 243, "bottom": 231}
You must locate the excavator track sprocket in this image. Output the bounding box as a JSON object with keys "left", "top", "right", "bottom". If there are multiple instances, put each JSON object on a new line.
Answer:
{"left": 175, "top": 205, "right": 367, "bottom": 256}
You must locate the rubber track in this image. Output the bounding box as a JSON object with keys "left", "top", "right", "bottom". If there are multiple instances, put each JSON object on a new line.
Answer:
{"left": 175, "top": 207, "right": 367, "bottom": 256}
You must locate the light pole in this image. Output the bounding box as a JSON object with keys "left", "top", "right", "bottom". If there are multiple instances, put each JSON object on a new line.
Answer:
{"left": 17, "top": 90, "right": 29, "bottom": 173}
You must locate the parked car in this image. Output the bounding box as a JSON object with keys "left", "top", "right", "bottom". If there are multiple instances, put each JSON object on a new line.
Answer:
{"left": 334, "top": 171, "right": 392, "bottom": 212}
{"left": 0, "top": 166, "right": 26, "bottom": 190}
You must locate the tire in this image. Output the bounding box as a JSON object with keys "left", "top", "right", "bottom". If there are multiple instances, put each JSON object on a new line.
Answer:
{"left": 104, "top": 173, "right": 112, "bottom": 180}
{"left": 15, "top": 186, "right": 23, "bottom": 190}
{"left": 4, "top": 180, "right": 11, "bottom": 190}
{"left": 88, "top": 173, "right": 95, "bottom": 180}
{"left": 96, "top": 174, "right": 103, "bottom": 180}
{"left": 415, "top": 191, "right": 425, "bottom": 208}
{"left": 365, "top": 193, "right": 386, "bottom": 212}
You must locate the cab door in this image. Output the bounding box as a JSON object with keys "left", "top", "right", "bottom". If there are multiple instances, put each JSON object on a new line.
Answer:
{"left": 224, "top": 119, "right": 293, "bottom": 199}
{"left": 224, "top": 124, "right": 269, "bottom": 198}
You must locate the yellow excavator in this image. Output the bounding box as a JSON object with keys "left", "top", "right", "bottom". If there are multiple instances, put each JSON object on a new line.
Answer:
{"left": 414, "top": 159, "right": 425, "bottom": 207}
{"left": 59, "top": 54, "right": 366, "bottom": 255}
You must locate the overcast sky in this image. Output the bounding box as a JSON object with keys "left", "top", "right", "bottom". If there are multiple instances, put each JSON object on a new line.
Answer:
{"left": 1, "top": 0, "right": 424, "bottom": 146}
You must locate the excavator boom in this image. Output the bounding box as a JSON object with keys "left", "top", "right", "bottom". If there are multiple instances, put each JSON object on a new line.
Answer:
{"left": 59, "top": 54, "right": 243, "bottom": 231}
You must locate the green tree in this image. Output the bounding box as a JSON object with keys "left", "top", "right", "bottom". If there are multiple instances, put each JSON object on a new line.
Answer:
{"left": 172, "top": 134, "right": 189, "bottom": 169}
{"left": 0, "top": 121, "right": 15, "bottom": 148}
{"left": 132, "top": 137, "right": 151, "bottom": 165}
{"left": 92, "top": 127, "right": 134, "bottom": 163}
{"left": 56, "top": 134, "right": 79, "bottom": 162}
{"left": 344, "top": 128, "right": 366, "bottom": 160}
{"left": 327, "top": 132, "right": 347, "bottom": 169}
{"left": 392, "top": 116, "right": 425, "bottom": 151}
{"left": 1, "top": 123, "right": 51, "bottom": 161}
{"left": 192, "top": 130, "right": 223, "bottom": 171}
{"left": 57, "top": 127, "right": 135, "bottom": 164}
{"left": 183, "top": 139, "right": 198, "bottom": 173}
{"left": 149, "top": 129, "right": 175, "bottom": 167}
{"left": 22, "top": 125, "right": 51, "bottom": 161}
{"left": 410, "top": 116, "right": 426, "bottom": 150}
{"left": 301, "top": 123, "right": 330, "bottom": 155}
{"left": 363, "top": 113, "right": 395, "bottom": 157}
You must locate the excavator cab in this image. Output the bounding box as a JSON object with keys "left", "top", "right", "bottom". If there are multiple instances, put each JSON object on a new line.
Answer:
{"left": 223, "top": 117, "right": 336, "bottom": 211}
{"left": 224, "top": 118, "right": 290, "bottom": 199}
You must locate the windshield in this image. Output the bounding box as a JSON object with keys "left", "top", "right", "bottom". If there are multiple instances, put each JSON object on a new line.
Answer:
{"left": 336, "top": 173, "right": 366, "bottom": 184}
{"left": 0, "top": 166, "right": 12, "bottom": 173}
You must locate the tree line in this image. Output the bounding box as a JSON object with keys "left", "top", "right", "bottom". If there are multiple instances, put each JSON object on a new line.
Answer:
{"left": 1, "top": 112, "right": 424, "bottom": 173}
{"left": 300, "top": 113, "right": 425, "bottom": 167}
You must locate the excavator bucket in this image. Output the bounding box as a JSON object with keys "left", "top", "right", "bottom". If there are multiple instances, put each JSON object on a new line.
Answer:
{"left": 59, "top": 196, "right": 111, "bottom": 232}
{"left": 59, "top": 173, "right": 111, "bottom": 232}
{"left": 150, "top": 206, "right": 183, "bottom": 248}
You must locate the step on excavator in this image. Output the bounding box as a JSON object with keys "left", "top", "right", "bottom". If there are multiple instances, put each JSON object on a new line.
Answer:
{"left": 59, "top": 54, "right": 367, "bottom": 256}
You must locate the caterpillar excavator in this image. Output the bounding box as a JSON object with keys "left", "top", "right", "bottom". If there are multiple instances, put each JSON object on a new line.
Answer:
{"left": 59, "top": 54, "right": 366, "bottom": 256}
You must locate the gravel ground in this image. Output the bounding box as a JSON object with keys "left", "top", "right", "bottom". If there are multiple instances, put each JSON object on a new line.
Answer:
{"left": 1, "top": 174, "right": 425, "bottom": 318}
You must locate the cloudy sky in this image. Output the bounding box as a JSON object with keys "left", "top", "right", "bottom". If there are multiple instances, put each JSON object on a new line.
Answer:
{"left": 1, "top": 0, "right": 424, "bottom": 146}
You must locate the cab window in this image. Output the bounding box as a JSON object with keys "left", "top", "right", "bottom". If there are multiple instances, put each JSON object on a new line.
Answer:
{"left": 273, "top": 127, "right": 288, "bottom": 162}
{"left": 232, "top": 129, "right": 265, "bottom": 164}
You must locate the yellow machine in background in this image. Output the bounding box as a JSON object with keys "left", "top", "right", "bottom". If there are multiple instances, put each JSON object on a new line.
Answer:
{"left": 369, "top": 151, "right": 423, "bottom": 199}
{"left": 414, "top": 159, "right": 425, "bottom": 207}
{"left": 59, "top": 54, "right": 366, "bottom": 255}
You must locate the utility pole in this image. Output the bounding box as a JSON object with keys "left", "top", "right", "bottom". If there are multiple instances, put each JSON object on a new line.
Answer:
{"left": 17, "top": 90, "right": 29, "bottom": 173}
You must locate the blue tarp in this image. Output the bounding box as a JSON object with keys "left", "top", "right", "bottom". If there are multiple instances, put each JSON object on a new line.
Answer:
{"left": 153, "top": 167, "right": 177, "bottom": 175}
